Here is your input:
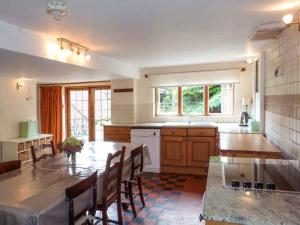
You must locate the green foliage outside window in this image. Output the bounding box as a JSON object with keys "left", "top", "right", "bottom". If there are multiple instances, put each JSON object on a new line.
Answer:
{"left": 209, "top": 85, "right": 221, "bottom": 113}
{"left": 158, "top": 87, "right": 178, "bottom": 114}
{"left": 182, "top": 86, "right": 204, "bottom": 114}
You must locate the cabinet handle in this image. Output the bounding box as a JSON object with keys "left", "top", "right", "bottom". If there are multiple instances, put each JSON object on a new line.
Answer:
{"left": 182, "top": 138, "right": 186, "bottom": 141}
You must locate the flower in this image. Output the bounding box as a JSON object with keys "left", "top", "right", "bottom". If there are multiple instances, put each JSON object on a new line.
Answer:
{"left": 61, "top": 136, "right": 83, "bottom": 154}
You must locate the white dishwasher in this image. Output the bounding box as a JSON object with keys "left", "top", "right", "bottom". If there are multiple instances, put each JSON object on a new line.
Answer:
{"left": 131, "top": 129, "right": 160, "bottom": 173}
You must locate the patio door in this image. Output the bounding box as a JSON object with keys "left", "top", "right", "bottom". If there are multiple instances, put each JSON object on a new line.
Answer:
{"left": 65, "top": 86, "right": 111, "bottom": 142}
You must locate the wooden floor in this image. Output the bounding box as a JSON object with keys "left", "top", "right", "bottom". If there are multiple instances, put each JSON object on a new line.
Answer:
{"left": 106, "top": 173, "right": 207, "bottom": 225}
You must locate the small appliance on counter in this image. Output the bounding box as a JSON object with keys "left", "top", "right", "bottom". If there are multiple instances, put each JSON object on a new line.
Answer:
{"left": 239, "top": 97, "right": 252, "bottom": 126}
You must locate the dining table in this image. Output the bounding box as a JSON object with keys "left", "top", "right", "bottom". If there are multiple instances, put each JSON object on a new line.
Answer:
{"left": 0, "top": 141, "right": 151, "bottom": 225}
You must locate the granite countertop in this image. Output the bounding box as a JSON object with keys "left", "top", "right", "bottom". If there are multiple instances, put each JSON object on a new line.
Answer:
{"left": 105, "top": 122, "right": 261, "bottom": 133}
{"left": 203, "top": 157, "right": 300, "bottom": 225}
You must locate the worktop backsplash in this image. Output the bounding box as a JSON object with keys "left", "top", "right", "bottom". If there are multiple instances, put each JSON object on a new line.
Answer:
{"left": 264, "top": 24, "right": 300, "bottom": 160}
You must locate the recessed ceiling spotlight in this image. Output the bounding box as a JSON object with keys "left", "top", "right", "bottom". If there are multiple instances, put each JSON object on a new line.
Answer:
{"left": 282, "top": 14, "right": 294, "bottom": 25}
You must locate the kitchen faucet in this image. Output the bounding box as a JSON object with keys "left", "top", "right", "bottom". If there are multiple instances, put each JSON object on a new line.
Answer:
{"left": 187, "top": 109, "right": 191, "bottom": 124}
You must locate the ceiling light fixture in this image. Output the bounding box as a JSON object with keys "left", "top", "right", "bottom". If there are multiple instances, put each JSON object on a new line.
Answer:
{"left": 282, "top": 12, "right": 300, "bottom": 30}
{"left": 46, "top": 0, "right": 68, "bottom": 21}
{"left": 57, "top": 38, "right": 91, "bottom": 61}
{"left": 246, "top": 58, "right": 253, "bottom": 64}
{"left": 282, "top": 14, "right": 294, "bottom": 24}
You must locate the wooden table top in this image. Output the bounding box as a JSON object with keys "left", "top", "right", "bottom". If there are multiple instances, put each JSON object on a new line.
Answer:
{"left": 219, "top": 133, "right": 283, "bottom": 159}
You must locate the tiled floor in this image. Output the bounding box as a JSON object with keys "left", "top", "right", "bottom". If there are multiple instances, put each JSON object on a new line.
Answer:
{"left": 107, "top": 173, "right": 206, "bottom": 225}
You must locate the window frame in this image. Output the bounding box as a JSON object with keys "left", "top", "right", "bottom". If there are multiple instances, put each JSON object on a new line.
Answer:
{"left": 155, "top": 86, "right": 179, "bottom": 116}
{"left": 155, "top": 84, "right": 235, "bottom": 117}
{"left": 65, "top": 85, "right": 111, "bottom": 141}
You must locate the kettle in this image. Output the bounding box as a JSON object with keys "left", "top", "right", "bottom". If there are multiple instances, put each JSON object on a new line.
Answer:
{"left": 239, "top": 111, "right": 250, "bottom": 126}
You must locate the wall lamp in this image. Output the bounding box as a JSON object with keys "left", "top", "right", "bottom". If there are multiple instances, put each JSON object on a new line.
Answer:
{"left": 16, "top": 81, "right": 24, "bottom": 90}
{"left": 57, "top": 38, "right": 91, "bottom": 61}
{"left": 282, "top": 12, "right": 300, "bottom": 30}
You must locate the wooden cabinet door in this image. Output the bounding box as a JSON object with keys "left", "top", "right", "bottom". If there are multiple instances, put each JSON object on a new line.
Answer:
{"left": 104, "top": 134, "right": 131, "bottom": 143}
{"left": 187, "top": 137, "right": 215, "bottom": 167}
{"left": 161, "top": 136, "right": 187, "bottom": 166}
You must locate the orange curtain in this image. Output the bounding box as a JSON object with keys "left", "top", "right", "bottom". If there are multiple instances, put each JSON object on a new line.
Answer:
{"left": 40, "top": 86, "right": 63, "bottom": 152}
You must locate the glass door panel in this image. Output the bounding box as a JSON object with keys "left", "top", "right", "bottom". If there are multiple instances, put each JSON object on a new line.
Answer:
{"left": 94, "top": 89, "right": 111, "bottom": 141}
{"left": 69, "top": 90, "right": 89, "bottom": 142}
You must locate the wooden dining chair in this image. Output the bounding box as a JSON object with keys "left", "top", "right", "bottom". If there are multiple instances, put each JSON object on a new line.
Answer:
{"left": 30, "top": 141, "right": 56, "bottom": 163}
{"left": 65, "top": 171, "right": 98, "bottom": 225}
{"left": 122, "top": 145, "right": 145, "bottom": 217}
{"left": 0, "top": 160, "right": 21, "bottom": 175}
{"left": 96, "top": 147, "right": 126, "bottom": 225}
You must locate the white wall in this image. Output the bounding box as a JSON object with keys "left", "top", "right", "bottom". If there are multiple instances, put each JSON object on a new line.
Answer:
{"left": 0, "top": 77, "right": 37, "bottom": 140}
{"left": 135, "top": 62, "right": 254, "bottom": 123}
{"left": 110, "top": 61, "right": 254, "bottom": 124}
{"left": 111, "top": 79, "right": 135, "bottom": 123}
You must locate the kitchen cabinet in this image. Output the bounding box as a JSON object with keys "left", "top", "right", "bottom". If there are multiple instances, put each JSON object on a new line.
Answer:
{"left": 103, "top": 125, "right": 219, "bottom": 175}
{"left": 187, "top": 137, "right": 214, "bottom": 167}
{"left": 161, "top": 135, "right": 187, "bottom": 166}
{"left": 104, "top": 126, "right": 131, "bottom": 143}
{"left": 161, "top": 127, "right": 218, "bottom": 175}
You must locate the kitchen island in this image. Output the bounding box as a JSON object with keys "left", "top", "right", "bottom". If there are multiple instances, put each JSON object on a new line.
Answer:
{"left": 202, "top": 156, "right": 300, "bottom": 225}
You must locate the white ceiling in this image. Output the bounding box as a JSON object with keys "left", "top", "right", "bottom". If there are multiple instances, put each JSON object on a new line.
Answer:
{"left": 0, "top": 49, "right": 126, "bottom": 83}
{"left": 0, "top": 0, "right": 299, "bottom": 68}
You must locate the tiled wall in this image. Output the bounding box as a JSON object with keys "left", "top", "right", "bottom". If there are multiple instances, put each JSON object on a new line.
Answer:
{"left": 264, "top": 25, "right": 300, "bottom": 159}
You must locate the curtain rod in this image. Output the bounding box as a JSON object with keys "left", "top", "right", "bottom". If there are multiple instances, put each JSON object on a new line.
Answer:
{"left": 144, "top": 67, "right": 246, "bottom": 78}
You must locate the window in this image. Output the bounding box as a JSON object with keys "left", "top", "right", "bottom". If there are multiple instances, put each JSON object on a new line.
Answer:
{"left": 209, "top": 84, "right": 234, "bottom": 115}
{"left": 70, "top": 90, "right": 89, "bottom": 142}
{"left": 156, "top": 87, "right": 178, "bottom": 115}
{"left": 94, "top": 89, "right": 111, "bottom": 141}
{"left": 155, "top": 84, "right": 234, "bottom": 116}
{"left": 182, "top": 86, "right": 204, "bottom": 115}
{"left": 66, "top": 86, "right": 111, "bottom": 142}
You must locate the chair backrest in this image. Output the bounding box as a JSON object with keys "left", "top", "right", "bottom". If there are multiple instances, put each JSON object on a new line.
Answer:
{"left": 65, "top": 171, "right": 98, "bottom": 225}
{"left": 102, "top": 146, "right": 126, "bottom": 203}
{"left": 0, "top": 160, "right": 21, "bottom": 175}
{"left": 130, "top": 145, "right": 144, "bottom": 180}
{"left": 31, "top": 141, "right": 56, "bottom": 163}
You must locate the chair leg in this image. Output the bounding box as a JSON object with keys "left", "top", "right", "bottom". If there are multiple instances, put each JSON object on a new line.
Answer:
{"left": 138, "top": 176, "right": 145, "bottom": 208}
{"left": 102, "top": 207, "right": 108, "bottom": 225}
{"left": 124, "top": 181, "right": 129, "bottom": 199}
{"left": 117, "top": 195, "right": 123, "bottom": 225}
{"left": 128, "top": 182, "right": 137, "bottom": 217}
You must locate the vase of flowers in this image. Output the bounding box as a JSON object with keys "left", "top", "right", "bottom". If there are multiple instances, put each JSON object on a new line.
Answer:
{"left": 61, "top": 136, "right": 83, "bottom": 164}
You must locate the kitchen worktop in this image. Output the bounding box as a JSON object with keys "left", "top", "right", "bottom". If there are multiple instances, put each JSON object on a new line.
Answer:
{"left": 220, "top": 133, "right": 283, "bottom": 159}
{"left": 105, "top": 122, "right": 260, "bottom": 133}
{"left": 105, "top": 122, "right": 218, "bottom": 128}
{"left": 203, "top": 157, "right": 300, "bottom": 225}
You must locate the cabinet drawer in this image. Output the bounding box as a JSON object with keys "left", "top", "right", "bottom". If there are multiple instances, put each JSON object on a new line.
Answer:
{"left": 104, "top": 126, "right": 131, "bottom": 135}
{"left": 188, "top": 128, "right": 216, "bottom": 137}
{"left": 104, "top": 134, "right": 131, "bottom": 143}
{"left": 161, "top": 128, "right": 186, "bottom": 136}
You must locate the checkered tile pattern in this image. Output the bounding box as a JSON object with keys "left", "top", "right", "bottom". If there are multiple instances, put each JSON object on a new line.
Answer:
{"left": 106, "top": 173, "right": 205, "bottom": 225}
